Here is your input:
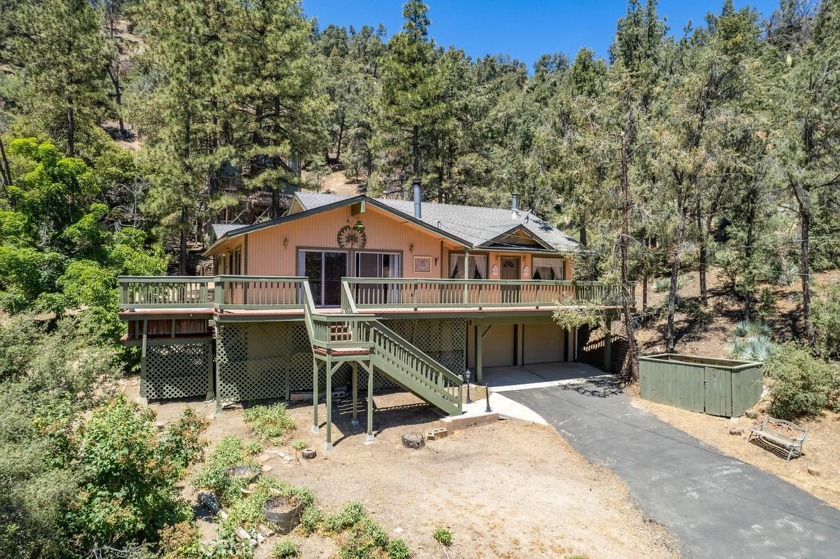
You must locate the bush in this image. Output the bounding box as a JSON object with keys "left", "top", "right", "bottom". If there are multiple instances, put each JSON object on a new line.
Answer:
{"left": 432, "top": 526, "right": 452, "bottom": 547}
{"left": 765, "top": 344, "right": 839, "bottom": 419}
{"left": 325, "top": 501, "right": 368, "bottom": 533}
{"left": 70, "top": 397, "right": 204, "bottom": 547}
{"left": 814, "top": 283, "right": 840, "bottom": 360}
{"left": 244, "top": 403, "right": 296, "bottom": 445}
{"left": 299, "top": 506, "right": 323, "bottom": 534}
{"left": 274, "top": 539, "right": 298, "bottom": 558}
{"left": 729, "top": 321, "right": 776, "bottom": 362}
{"left": 193, "top": 437, "right": 259, "bottom": 504}
{"left": 387, "top": 539, "right": 410, "bottom": 559}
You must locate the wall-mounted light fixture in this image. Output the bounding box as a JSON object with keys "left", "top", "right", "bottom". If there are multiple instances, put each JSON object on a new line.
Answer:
{"left": 283, "top": 238, "right": 289, "bottom": 249}
{"left": 409, "top": 243, "right": 414, "bottom": 253}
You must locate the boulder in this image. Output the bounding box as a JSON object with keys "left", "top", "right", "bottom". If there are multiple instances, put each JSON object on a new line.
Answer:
{"left": 401, "top": 432, "right": 425, "bottom": 450}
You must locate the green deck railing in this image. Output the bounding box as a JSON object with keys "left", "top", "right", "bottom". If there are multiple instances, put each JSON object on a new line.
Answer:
{"left": 342, "top": 278, "right": 634, "bottom": 310}
{"left": 120, "top": 276, "right": 634, "bottom": 312}
{"left": 119, "top": 275, "right": 307, "bottom": 310}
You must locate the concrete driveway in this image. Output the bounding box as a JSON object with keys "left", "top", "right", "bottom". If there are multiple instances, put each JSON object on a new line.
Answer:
{"left": 496, "top": 365, "right": 840, "bottom": 559}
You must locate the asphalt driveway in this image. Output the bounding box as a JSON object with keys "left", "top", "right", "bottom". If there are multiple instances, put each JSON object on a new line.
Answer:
{"left": 505, "top": 373, "right": 840, "bottom": 559}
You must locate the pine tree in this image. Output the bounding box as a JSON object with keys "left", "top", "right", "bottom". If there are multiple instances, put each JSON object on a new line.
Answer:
{"left": 5, "top": 0, "right": 111, "bottom": 155}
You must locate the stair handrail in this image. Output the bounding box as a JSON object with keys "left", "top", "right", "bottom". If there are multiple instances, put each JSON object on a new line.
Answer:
{"left": 341, "top": 280, "right": 359, "bottom": 314}
{"left": 370, "top": 321, "right": 463, "bottom": 388}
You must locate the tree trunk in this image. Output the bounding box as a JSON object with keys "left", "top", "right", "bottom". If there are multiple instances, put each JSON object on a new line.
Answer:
{"left": 698, "top": 211, "right": 708, "bottom": 307}
{"left": 799, "top": 206, "right": 815, "bottom": 346}
{"left": 666, "top": 190, "right": 686, "bottom": 353}
{"left": 642, "top": 275, "right": 648, "bottom": 311}
{"left": 620, "top": 128, "right": 639, "bottom": 380}
{"left": 336, "top": 114, "right": 345, "bottom": 163}
{"left": 107, "top": 65, "right": 126, "bottom": 138}
{"left": 66, "top": 101, "right": 76, "bottom": 156}
{"left": 0, "top": 133, "right": 12, "bottom": 204}
{"left": 179, "top": 205, "right": 189, "bottom": 275}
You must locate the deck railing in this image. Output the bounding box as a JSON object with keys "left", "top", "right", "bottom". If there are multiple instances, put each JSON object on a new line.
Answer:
{"left": 119, "top": 275, "right": 307, "bottom": 310}
{"left": 120, "top": 276, "right": 634, "bottom": 311}
{"left": 342, "top": 278, "right": 634, "bottom": 310}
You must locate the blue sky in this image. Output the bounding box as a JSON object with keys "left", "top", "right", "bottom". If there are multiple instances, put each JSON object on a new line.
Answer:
{"left": 302, "top": 0, "right": 781, "bottom": 69}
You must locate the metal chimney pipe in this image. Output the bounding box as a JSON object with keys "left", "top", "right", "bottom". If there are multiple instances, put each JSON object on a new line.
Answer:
{"left": 511, "top": 193, "right": 519, "bottom": 218}
{"left": 413, "top": 179, "right": 422, "bottom": 219}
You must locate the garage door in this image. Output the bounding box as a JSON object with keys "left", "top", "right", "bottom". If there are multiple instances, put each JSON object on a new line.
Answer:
{"left": 523, "top": 323, "right": 564, "bottom": 364}
{"left": 483, "top": 324, "right": 515, "bottom": 367}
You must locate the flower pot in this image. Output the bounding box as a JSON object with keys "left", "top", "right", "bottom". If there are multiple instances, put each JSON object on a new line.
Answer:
{"left": 263, "top": 495, "right": 302, "bottom": 534}
{"left": 225, "top": 465, "right": 260, "bottom": 484}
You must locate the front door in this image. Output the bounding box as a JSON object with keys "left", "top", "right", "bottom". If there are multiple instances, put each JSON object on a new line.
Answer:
{"left": 300, "top": 251, "right": 347, "bottom": 306}
{"left": 500, "top": 257, "right": 520, "bottom": 303}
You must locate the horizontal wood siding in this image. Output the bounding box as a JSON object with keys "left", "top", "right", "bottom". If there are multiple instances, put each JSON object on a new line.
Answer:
{"left": 246, "top": 205, "right": 453, "bottom": 277}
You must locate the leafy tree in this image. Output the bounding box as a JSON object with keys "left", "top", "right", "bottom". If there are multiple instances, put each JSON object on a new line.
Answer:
{"left": 768, "top": 0, "right": 840, "bottom": 346}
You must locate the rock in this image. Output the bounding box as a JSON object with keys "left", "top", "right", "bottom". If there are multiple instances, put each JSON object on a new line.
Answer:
{"left": 807, "top": 465, "right": 821, "bottom": 477}
{"left": 198, "top": 491, "right": 221, "bottom": 514}
{"left": 401, "top": 432, "right": 425, "bottom": 450}
{"left": 302, "top": 448, "right": 317, "bottom": 459}
{"left": 729, "top": 427, "right": 744, "bottom": 436}
{"left": 261, "top": 464, "right": 273, "bottom": 473}
{"left": 745, "top": 409, "right": 759, "bottom": 419}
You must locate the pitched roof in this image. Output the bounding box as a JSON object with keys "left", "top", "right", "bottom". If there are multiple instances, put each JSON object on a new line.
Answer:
{"left": 296, "top": 192, "right": 579, "bottom": 253}
{"left": 207, "top": 192, "right": 579, "bottom": 254}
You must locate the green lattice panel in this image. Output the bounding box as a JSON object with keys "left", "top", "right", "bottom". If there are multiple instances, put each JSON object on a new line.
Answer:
{"left": 141, "top": 341, "right": 211, "bottom": 400}
{"left": 217, "top": 324, "right": 291, "bottom": 402}
{"left": 385, "top": 318, "right": 467, "bottom": 376}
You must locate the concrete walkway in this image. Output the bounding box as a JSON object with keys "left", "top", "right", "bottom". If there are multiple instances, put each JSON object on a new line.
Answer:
{"left": 500, "top": 366, "right": 840, "bottom": 559}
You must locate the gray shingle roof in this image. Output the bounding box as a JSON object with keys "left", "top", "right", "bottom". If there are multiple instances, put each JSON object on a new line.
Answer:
{"left": 211, "top": 223, "right": 248, "bottom": 240}
{"left": 295, "top": 192, "right": 579, "bottom": 253}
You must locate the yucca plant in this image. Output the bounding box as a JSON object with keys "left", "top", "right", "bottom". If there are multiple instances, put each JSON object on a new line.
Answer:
{"left": 732, "top": 320, "right": 752, "bottom": 338}
{"left": 730, "top": 321, "right": 776, "bottom": 361}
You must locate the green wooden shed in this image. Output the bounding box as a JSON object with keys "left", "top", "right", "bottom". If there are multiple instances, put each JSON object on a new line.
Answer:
{"left": 639, "top": 354, "right": 764, "bottom": 417}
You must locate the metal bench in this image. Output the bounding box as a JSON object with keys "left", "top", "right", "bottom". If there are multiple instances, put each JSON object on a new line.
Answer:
{"left": 748, "top": 416, "right": 808, "bottom": 461}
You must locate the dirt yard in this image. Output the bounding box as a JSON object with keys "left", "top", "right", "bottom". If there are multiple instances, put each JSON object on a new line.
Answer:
{"left": 631, "top": 388, "right": 840, "bottom": 510}
{"left": 122, "top": 379, "right": 676, "bottom": 558}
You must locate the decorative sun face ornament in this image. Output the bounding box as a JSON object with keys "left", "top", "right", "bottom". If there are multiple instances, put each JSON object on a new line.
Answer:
{"left": 337, "top": 224, "right": 367, "bottom": 249}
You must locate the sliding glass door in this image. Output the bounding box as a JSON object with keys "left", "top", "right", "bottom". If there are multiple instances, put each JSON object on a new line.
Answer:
{"left": 355, "top": 252, "right": 401, "bottom": 305}
{"left": 299, "top": 250, "right": 348, "bottom": 306}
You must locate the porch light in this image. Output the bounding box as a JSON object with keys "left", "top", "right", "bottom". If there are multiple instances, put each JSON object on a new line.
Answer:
{"left": 283, "top": 237, "right": 289, "bottom": 249}
{"left": 353, "top": 220, "right": 365, "bottom": 233}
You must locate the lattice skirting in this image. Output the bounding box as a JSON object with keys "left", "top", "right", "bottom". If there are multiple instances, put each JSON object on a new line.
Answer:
{"left": 385, "top": 318, "right": 467, "bottom": 376}
{"left": 213, "top": 318, "right": 467, "bottom": 403}
{"left": 141, "top": 339, "right": 213, "bottom": 400}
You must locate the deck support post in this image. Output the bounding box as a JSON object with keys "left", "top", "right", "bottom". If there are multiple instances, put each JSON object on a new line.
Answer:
{"left": 311, "top": 356, "right": 319, "bottom": 433}
{"left": 325, "top": 355, "right": 333, "bottom": 451}
{"left": 476, "top": 323, "right": 484, "bottom": 384}
{"left": 604, "top": 315, "right": 612, "bottom": 373}
{"left": 463, "top": 248, "right": 470, "bottom": 304}
{"left": 351, "top": 362, "right": 359, "bottom": 427}
{"left": 365, "top": 360, "right": 375, "bottom": 443}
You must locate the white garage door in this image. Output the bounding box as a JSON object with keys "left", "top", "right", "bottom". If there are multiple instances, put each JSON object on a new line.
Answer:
{"left": 523, "top": 323, "right": 564, "bottom": 364}
{"left": 483, "top": 324, "right": 515, "bottom": 367}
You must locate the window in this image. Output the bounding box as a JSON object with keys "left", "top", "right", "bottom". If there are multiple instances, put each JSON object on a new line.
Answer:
{"left": 449, "top": 254, "right": 488, "bottom": 279}
{"left": 532, "top": 257, "right": 565, "bottom": 280}
{"left": 297, "top": 250, "right": 348, "bottom": 306}
{"left": 355, "top": 252, "right": 400, "bottom": 278}
{"left": 232, "top": 248, "right": 242, "bottom": 275}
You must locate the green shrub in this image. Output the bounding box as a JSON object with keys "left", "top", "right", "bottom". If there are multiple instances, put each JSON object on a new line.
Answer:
{"left": 193, "top": 437, "right": 258, "bottom": 504}
{"left": 325, "top": 501, "right": 368, "bottom": 533}
{"left": 765, "top": 344, "right": 838, "bottom": 419}
{"left": 299, "top": 506, "right": 323, "bottom": 534}
{"left": 387, "top": 539, "right": 410, "bottom": 559}
{"left": 274, "top": 539, "right": 298, "bottom": 558}
{"left": 244, "top": 403, "right": 296, "bottom": 445}
{"left": 814, "top": 283, "right": 840, "bottom": 360}
{"left": 69, "top": 397, "right": 202, "bottom": 547}
{"left": 432, "top": 526, "right": 452, "bottom": 546}
{"left": 729, "top": 321, "right": 776, "bottom": 362}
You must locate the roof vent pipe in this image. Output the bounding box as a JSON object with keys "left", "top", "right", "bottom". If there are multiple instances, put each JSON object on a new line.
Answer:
{"left": 511, "top": 193, "right": 519, "bottom": 219}
{"left": 413, "top": 179, "right": 422, "bottom": 219}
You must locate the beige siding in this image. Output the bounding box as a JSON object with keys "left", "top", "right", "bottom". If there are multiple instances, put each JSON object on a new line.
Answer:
{"left": 245, "top": 205, "right": 454, "bottom": 277}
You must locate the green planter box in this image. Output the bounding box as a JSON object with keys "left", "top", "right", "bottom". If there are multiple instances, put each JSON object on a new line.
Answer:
{"left": 639, "top": 354, "right": 763, "bottom": 417}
